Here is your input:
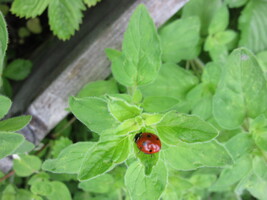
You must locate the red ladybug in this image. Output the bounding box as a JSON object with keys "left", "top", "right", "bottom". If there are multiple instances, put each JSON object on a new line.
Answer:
{"left": 135, "top": 132, "right": 161, "bottom": 154}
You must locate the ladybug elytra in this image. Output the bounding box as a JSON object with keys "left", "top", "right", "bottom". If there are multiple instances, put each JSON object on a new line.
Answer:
{"left": 135, "top": 132, "right": 161, "bottom": 154}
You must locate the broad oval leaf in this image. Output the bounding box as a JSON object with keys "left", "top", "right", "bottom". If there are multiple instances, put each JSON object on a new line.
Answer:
{"left": 13, "top": 154, "right": 42, "bottom": 177}
{"left": 77, "top": 79, "right": 118, "bottom": 98}
{"left": 159, "top": 16, "right": 200, "bottom": 63}
{"left": 0, "top": 132, "right": 25, "bottom": 159}
{"left": 0, "top": 95, "right": 11, "bottom": 119}
{"left": 42, "top": 142, "right": 94, "bottom": 174}
{"left": 208, "top": 5, "right": 229, "bottom": 35}
{"left": 140, "top": 63, "right": 198, "bottom": 100}
{"left": 0, "top": 12, "right": 8, "bottom": 74}
{"left": 3, "top": 59, "right": 32, "bottom": 81}
{"left": 47, "top": 181, "right": 71, "bottom": 200}
{"left": 125, "top": 160, "right": 167, "bottom": 200}
{"left": 142, "top": 96, "right": 179, "bottom": 113}
{"left": 107, "top": 97, "right": 142, "bottom": 122}
{"left": 182, "top": 0, "right": 222, "bottom": 36}
{"left": 12, "top": 140, "right": 35, "bottom": 154}
{"left": 0, "top": 115, "right": 31, "bottom": 132}
{"left": 164, "top": 140, "right": 233, "bottom": 170}
{"left": 111, "top": 5, "right": 161, "bottom": 86}
{"left": 69, "top": 97, "right": 119, "bottom": 134}
{"left": 78, "top": 136, "right": 130, "bottom": 181}
{"left": 238, "top": 0, "right": 267, "bottom": 53}
{"left": 211, "top": 155, "right": 252, "bottom": 191}
{"left": 225, "top": 133, "right": 254, "bottom": 160}
{"left": 157, "top": 112, "right": 218, "bottom": 144}
{"left": 78, "top": 174, "right": 114, "bottom": 193}
{"left": 213, "top": 48, "right": 267, "bottom": 129}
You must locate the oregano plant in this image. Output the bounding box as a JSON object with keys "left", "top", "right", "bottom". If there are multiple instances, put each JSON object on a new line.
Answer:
{"left": 1, "top": 0, "right": 267, "bottom": 199}
{"left": 41, "top": 5, "right": 233, "bottom": 200}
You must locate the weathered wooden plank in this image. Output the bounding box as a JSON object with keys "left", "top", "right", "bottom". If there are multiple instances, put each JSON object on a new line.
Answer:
{"left": 0, "top": 0, "right": 188, "bottom": 172}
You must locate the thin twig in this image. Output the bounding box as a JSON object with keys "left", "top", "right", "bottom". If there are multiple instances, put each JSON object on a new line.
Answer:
{"left": 53, "top": 117, "right": 76, "bottom": 138}
{"left": 0, "top": 171, "right": 14, "bottom": 182}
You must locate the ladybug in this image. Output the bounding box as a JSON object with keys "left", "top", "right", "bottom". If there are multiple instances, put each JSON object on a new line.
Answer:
{"left": 134, "top": 132, "right": 161, "bottom": 154}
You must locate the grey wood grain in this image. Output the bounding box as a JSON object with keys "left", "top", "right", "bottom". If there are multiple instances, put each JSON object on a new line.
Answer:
{"left": 0, "top": 0, "right": 188, "bottom": 173}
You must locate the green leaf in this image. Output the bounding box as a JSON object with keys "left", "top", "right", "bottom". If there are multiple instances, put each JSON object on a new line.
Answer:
{"left": 208, "top": 5, "right": 229, "bottom": 35}
{"left": 26, "top": 18, "right": 42, "bottom": 34}
{"left": 226, "top": 0, "right": 248, "bottom": 8}
{"left": 11, "top": 0, "right": 50, "bottom": 18}
{"left": 250, "top": 115, "right": 267, "bottom": 151}
{"left": 0, "top": 115, "right": 31, "bottom": 132}
{"left": 78, "top": 136, "right": 129, "bottom": 181}
{"left": 16, "top": 189, "right": 36, "bottom": 200}
{"left": 0, "top": 132, "right": 24, "bottom": 159}
{"left": 42, "top": 142, "right": 94, "bottom": 174}
{"left": 182, "top": 0, "right": 222, "bottom": 36}
{"left": 238, "top": 0, "right": 267, "bottom": 53}
{"left": 140, "top": 63, "right": 198, "bottom": 100}
{"left": 142, "top": 96, "right": 179, "bottom": 113}
{"left": 48, "top": 0, "right": 85, "bottom": 40}
{"left": 0, "top": 95, "right": 11, "bottom": 119}
{"left": 186, "top": 84, "right": 214, "bottom": 120}
{"left": 111, "top": 117, "right": 141, "bottom": 136}
{"left": 1, "top": 185, "right": 16, "bottom": 200}
{"left": 3, "top": 59, "right": 32, "bottom": 81}
{"left": 13, "top": 154, "right": 42, "bottom": 177}
{"left": 2, "top": 78, "right": 13, "bottom": 98}
{"left": 46, "top": 181, "right": 71, "bottom": 200}
{"left": 225, "top": 133, "right": 254, "bottom": 160}
{"left": 159, "top": 17, "right": 200, "bottom": 63}
{"left": 83, "top": 0, "right": 101, "bottom": 7}
{"left": 31, "top": 181, "right": 52, "bottom": 196}
{"left": 107, "top": 97, "right": 142, "bottom": 122}
{"left": 253, "top": 156, "right": 267, "bottom": 181}
{"left": 69, "top": 97, "right": 118, "bottom": 134}
{"left": 205, "top": 31, "right": 238, "bottom": 62}
{"left": 190, "top": 173, "right": 217, "bottom": 189}
{"left": 51, "top": 137, "right": 72, "bottom": 158}
{"left": 157, "top": 112, "right": 218, "bottom": 144}
{"left": 0, "top": 12, "right": 8, "bottom": 75}
{"left": 141, "top": 113, "right": 164, "bottom": 126}
{"left": 12, "top": 140, "right": 35, "bottom": 154}
{"left": 163, "top": 176, "right": 193, "bottom": 200}
{"left": 77, "top": 79, "right": 118, "bottom": 98}
{"left": 241, "top": 173, "right": 267, "bottom": 200}
{"left": 110, "top": 5, "right": 161, "bottom": 86}
{"left": 211, "top": 155, "right": 252, "bottom": 191}
{"left": 164, "top": 140, "right": 233, "bottom": 170}
{"left": 257, "top": 51, "right": 267, "bottom": 79}
{"left": 213, "top": 48, "right": 267, "bottom": 129}
{"left": 125, "top": 160, "right": 167, "bottom": 200}
{"left": 28, "top": 172, "right": 50, "bottom": 185}
{"left": 78, "top": 174, "right": 114, "bottom": 193}
{"left": 202, "top": 62, "right": 222, "bottom": 88}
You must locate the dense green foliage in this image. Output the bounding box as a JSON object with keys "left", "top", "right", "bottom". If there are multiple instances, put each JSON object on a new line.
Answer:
{"left": 10, "top": 0, "right": 102, "bottom": 40}
{"left": 1, "top": 0, "right": 267, "bottom": 199}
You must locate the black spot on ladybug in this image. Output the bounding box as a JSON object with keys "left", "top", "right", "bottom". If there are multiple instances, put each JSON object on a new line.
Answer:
{"left": 156, "top": 138, "right": 159, "bottom": 140}
{"left": 149, "top": 149, "right": 152, "bottom": 153}
{"left": 147, "top": 134, "right": 151, "bottom": 138}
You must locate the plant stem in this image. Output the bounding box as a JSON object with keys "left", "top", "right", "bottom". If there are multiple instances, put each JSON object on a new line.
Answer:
{"left": 53, "top": 116, "right": 76, "bottom": 138}
{"left": 0, "top": 171, "right": 14, "bottom": 182}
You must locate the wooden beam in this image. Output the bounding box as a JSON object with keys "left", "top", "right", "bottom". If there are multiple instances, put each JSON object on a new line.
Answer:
{"left": 0, "top": 0, "right": 188, "bottom": 172}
